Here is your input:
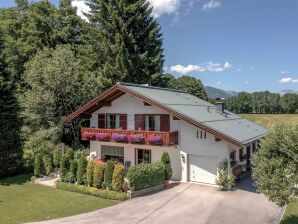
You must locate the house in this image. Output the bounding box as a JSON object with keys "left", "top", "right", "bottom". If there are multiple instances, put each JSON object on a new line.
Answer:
{"left": 66, "top": 82, "right": 268, "bottom": 185}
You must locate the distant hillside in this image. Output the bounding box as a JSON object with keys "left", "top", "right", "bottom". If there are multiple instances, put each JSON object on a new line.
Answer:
{"left": 205, "top": 86, "right": 238, "bottom": 99}
{"left": 280, "top": 90, "right": 298, "bottom": 95}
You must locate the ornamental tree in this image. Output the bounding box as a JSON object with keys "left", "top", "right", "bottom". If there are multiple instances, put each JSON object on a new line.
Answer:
{"left": 252, "top": 122, "right": 298, "bottom": 206}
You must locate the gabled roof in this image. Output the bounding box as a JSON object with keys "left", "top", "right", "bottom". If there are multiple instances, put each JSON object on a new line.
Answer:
{"left": 66, "top": 82, "right": 268, "bottom": 146}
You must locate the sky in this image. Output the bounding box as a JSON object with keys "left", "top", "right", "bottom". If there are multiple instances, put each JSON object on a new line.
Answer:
{"left": 1, "top": 0, "right": 298, "bottom": 93}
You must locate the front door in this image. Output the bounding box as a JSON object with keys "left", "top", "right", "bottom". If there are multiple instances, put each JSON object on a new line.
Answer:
{"left": 246, "top": 146, "right": 251, "bottom": 170}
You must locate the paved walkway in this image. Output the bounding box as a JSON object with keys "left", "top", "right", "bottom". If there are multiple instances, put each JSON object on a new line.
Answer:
{"left": 29, "top": 177, "right": 284, "bottom": 224}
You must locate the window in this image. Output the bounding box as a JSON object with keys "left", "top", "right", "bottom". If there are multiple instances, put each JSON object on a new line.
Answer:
{"left": 107, "top": 114, "right": 119, "bottom": 129}
{"left": 197, "top": 130, "right": 206, "bottom": 139}
{"left": 145, "top": 115, "right": 160, "bottom": 131}
{"left": 135, "top": 149, "right": 151, "bottom": 164}
{"left": 101, "top": 145, "right": 124, "bottom": 163}
{"left": 135, "top": 114, "right": 169, "bottom": 131}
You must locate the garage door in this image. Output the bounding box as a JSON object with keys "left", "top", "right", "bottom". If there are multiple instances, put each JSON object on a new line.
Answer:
{"left": 188, "top": 155, "right": 218, "bottom": 184}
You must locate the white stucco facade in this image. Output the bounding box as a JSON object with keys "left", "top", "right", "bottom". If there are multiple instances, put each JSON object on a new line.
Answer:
{"left": 87, "top": 93, "right": 255, "bottom": 185}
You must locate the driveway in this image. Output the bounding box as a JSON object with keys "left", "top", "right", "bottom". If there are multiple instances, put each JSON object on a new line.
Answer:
{"left": 30, "top": 177, "right": 284, "bottom": 224}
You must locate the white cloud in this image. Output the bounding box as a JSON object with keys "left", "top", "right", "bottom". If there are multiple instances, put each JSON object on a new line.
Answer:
{"left": 202, "top": 0, "right": 222, "bottom": 11}
{"left": 279, "top": 77, "right": 298, "bottom": 83}
{"left": 72, "top": 0, "right": 90, "bottom": 21}
{"left": 170, "top": 61, "right": 232, "bottom": 75}
{"left": 216, "top": 81, "right": 222, "bottom": 85}
{"left": 148, "top": 0, "right": 181, "bottom": 18}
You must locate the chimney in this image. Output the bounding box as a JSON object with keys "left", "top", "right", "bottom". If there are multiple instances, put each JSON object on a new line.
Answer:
{"left": 215, "top": 102, "right": 224, "bottom": 113}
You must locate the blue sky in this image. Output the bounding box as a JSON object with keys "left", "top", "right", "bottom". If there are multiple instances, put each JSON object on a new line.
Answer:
{"left": 1, "top": 0, "right": 298, "bottom": 92}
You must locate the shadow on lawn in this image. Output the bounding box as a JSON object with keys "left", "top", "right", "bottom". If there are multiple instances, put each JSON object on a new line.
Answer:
{"left": 0, "top": 173, "right": 32, "bottom": 186}
{"left": 281, "top": 215, "right": 298, "bottom": 224}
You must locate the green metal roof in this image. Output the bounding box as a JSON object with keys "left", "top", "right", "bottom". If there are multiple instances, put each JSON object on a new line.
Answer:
{"left": 119, "top": 82, "right": 268, "bottom": 145}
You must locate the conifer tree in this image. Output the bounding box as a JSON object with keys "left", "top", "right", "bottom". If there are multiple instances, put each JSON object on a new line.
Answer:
{"left": 87, "top": 0, "right": 164, "bottom": 84}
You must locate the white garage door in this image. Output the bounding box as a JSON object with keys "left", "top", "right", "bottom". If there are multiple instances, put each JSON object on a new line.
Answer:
{"left": 188, "top": 155, "right": 218, "bottom": 184}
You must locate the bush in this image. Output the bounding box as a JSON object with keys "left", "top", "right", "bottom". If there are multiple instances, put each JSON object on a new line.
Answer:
{"left": 43, "top": 156, "right": 53, "bottom": 176}
{"left": 53, "top": 148, "right": 62, "bottom": 169}
{"left": 127, "top": 162, "right": 165, "bottom": 191}
{"left": 216, "top": 159, "right": 235, "bottom": 191}
{"left": 34, "top": 153, "right": 44, "bottom": 177}
{"left": 161, "top": 152, "right": 172, "bottom": 180}
{"left": 104, "top": 160, "right": 115, "bottom": 189}
{"left": 93, "top": 162, "right": 105, "bottom": 188}
{"left": 112, "top": 163, "right": 125, "bottom": 192}
{"left": 86, "top": 160, "right": 95, "bottom": 186}
{"left": 63, "top": 159, "right": 77, "bottom": 183}
{"left": 77, "top": 156, "right": 87, "bottom": 184}
{"left": 65, "top": 148, "right": 74, "bottom": 160}
{"left": 60, "top": 155, "right": 69, "bottom": 181}
{"left": 56, "top": 181, "right": 127, "bottom": 201}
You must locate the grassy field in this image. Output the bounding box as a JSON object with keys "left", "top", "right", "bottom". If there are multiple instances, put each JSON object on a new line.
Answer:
{"left": 281, "top": 200, "right": 298, "bottom": 224}
{"left": 240, "top": 114, "right": 298, "bottom": 129}
{"left": 0, "top": 173, "right": 119, "bottom": 224}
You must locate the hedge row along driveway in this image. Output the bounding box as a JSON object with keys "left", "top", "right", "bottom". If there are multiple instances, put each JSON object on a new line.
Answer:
{"left": 0, "top": 173, "right": 119, "bottom": 224}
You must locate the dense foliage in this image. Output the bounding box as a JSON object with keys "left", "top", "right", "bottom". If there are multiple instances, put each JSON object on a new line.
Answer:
{"left": 77, "top": 156, "right": 87, "bottom": 184}
{"left": 93, "top": 162, "right": 105, "bottom": 188}
{"left": 86, "top": 160, "right": 95, "bottom": 186}
{"left": 53, "top": 148, "right": 62, "bottom": 169}
{"left": 34, "top": 153, "right": 44, "bottom": 177}
{"left": 56, "top": 181, "right": 127, "bottom": 201}
{"left": 112, "top": 163, "right": 125, "bottom": 192}
{"left": 127, "top": 162, "right": 165, "bottom": 191}
{"left": 104, "top": 160, "right": 115, "bottom": 189}
{"left": 225, "top": 91, "right": 298, "bottom": 114}
{"left": 161, "top": 152, "right": 172, "bottom": 180}
{"left": 253, "top": 122, "right": 298, "bottom": 206}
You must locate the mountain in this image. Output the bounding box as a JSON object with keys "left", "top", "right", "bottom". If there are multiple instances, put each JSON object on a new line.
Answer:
{"left": 205, "top": 86, "right": 238, "bottom": 99}
{"left": 280, "top": 90, "right": 298, "bottom": 95}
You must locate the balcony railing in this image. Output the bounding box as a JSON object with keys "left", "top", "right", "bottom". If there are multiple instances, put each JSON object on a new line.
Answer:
{"left": 81, "top": 128, "right": 178, "bottom": 146}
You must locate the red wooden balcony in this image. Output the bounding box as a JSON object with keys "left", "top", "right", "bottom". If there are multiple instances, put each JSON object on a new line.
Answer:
{"left": 81, "top": 128, "right": 179, "bottom": 146}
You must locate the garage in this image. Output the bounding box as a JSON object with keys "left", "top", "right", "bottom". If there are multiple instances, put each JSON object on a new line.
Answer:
{"left": 188, "top": 155, "right": 218, "bottom": 184}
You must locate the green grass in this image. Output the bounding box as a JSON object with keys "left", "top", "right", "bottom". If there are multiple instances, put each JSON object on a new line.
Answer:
{"left": 281, "top": 200, "right": 298, "bottom": 224}
{"left": 0, "top": 173, "right": 119, "bottom": 224}
{"left": 240, "top": 114, "right": 298, "bottom": 130}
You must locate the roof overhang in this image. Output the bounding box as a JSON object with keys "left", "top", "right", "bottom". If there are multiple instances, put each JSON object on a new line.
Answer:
{"left": 66, "top": 83, "right": 258, "bottom": 147}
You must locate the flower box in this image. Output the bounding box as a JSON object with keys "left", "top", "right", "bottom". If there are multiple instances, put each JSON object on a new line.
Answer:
{"left": 95, "top": 133, "right": 111, "bottom": 141}
{"left": 148, "top": 135, "right": 163, "bottom": 145}
{"left": 82, "top": 132, "right": 96, "bottom": 140}
{"left": 128, "top": 134, "right": 145, "bottom": 144}
{"left": 112, "top": 133, "right": 128, "bottom": 142}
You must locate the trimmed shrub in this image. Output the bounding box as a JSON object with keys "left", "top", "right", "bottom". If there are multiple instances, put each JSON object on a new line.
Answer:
{"left": 77, "top": 156, "right": 87, "bottom": 184}
{"left": 93, "top": 162, "right": 105, "bottom": 188}
{"left": 60, "top": 155, "right": 68, "bottom": 181}
{"left": 86, "top": 160, "right": 95, "bottom": 186}
{"left": 65, "top": 148, "right": 74, "bottom": 160}
{"left": 34, "top": 153, "right": 44, "bottom": 177}
{"left": 56, "top": 181, "right": 127, "bottom": 201}
{"left": 53, "top": 148, "right": 62, "bottom": 169}
{"left": 216, "top": 159, "right": 235, "bottom": 191}
{"left": 112, "top": 163, "right": 125, "bottom": 192}
{"left": 104, "top": 160, "right": 115, "bottom": 189}
{"left": 127, "top": 162, "right": 165, "bottom": 191}
{"left": 43, "top": 156, "right": 53, "bottom": 176}
{"left": 161, "top": 152, "right": 173, "bottom": 180}
{"left": 63, "top": 159, "right": 77, "bottom": 183}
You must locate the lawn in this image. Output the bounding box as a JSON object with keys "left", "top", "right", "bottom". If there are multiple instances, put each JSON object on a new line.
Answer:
{"left": 281, "top": 200, "right": 298, "bottom": 224}
{"left": 0, "top": 173, "right": 119, "bottom": 224}
{"left": 240, "top": 114, "right": 298, "bottom": 129}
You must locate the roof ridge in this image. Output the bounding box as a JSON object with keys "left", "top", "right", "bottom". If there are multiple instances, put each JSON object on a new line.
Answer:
{"left": 117, "top": 82, "right": 188, "bottom": 94}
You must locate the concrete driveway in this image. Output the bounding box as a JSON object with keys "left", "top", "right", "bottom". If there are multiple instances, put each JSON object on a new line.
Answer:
{"left": 30, "top": 177, "right": 284, "bottom": 224}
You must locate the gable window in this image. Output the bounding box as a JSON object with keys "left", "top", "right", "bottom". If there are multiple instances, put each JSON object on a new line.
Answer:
{"left": 135, "top": 148, "right": 151, "bottom": 164}
{"left": 197, "top": 130, "right": 207, "bottom": 139}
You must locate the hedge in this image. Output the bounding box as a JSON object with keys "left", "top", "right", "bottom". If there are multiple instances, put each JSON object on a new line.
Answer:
{"left": 93, "top": 162, "right": 105, "bottom": 188}
{"left": 53, "top": 148, "right": 62, "bottom": 169}
{"left": 77, "top": 157, "right": 86, "bottom": 184}
{"left": 104, "top": 160, "right": 114, "bottom": 189}
{"left": 56, "top": 181, "right": 127, "bottom": 201}
{"left": 112, "top": 163, "right": 125, "bottom": 192}
{"left": 34, "top": 153, "right": 44, "bottom": 177}
{"left": 127, "top": 162, "right": 165, "bottom": 191}
{"left": 86, "top": 160, "right": 95, "bottom": 186}
{"left": 161, "top": 152, "right": 172, "bottom": 180}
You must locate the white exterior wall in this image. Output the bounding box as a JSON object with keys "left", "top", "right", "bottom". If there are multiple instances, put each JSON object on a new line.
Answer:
{"left": 90, "top": 141, "right": 182, "bottom": 180}
{"left": 90, "top": 94, "right": 180, "bottom": 131}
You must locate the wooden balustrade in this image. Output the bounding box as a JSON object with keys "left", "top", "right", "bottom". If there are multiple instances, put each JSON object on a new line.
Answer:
{"left": 81, "top": 128, "right": 178, "bottom": 146}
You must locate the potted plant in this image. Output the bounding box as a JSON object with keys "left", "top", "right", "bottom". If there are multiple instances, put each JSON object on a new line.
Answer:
{"left": 112, "top": 133, "right": 128, "bottom": 142}
{"left": 161, "top": 152, "right": 172, "bottom": 187}
{"left": 148, "top": 135, "right": 163, "bottom": 145}
{"left": 128, "top": 134, "right": 145, "bottom": 144}
{"left": 216, "top": 159, "right": 235, "bottom": 191}
{"left": 95, "top": 133, "right": 110, "bottom": 141}
{"left": 82, "top": 132, "right": 96, "bottom": 140}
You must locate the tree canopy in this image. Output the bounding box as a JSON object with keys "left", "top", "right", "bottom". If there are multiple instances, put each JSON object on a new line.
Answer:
{"left": 252, "top": 122, "right": 298, "bottom": 206}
